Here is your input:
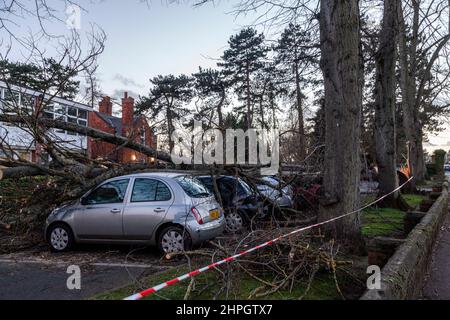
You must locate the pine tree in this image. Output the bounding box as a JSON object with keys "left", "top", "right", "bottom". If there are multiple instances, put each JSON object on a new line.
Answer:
{"left": 0, "top": 59, "right": 80, "bottom": 99}
{"left": 274, "top": 23, "right": 319, "bottom": 160}
{"left": 136, "top": 74, "right": 193, "bottom": 153}
{"left": 219, "top": 28, "right": 267, "bottom": 129}
{"left": 192, "top": 67, "right": 227, "bottom": 129}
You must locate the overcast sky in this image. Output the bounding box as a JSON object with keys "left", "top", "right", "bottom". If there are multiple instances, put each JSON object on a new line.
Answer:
{"left": 79, "top": 0, "right": 254, "bottom": 98}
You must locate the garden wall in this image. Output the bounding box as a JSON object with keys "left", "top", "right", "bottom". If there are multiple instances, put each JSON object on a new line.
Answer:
{"left": 361, "top": 182, "right": 448, "bottom": 300}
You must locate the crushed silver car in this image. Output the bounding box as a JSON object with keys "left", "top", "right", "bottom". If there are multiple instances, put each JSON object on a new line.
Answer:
{"left": 256, "top": 176, "right": 294, "bottom": 208}
{"left": 45, "top": 172, "right": 225, "bottom": 253}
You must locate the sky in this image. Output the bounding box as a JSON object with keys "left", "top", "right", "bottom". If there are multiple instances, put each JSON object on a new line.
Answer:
{"left": 1, "top": 0, "right": 449, "bottom": 153}
{"left": 80, "top": 0, "right": 254, "bottom": 98}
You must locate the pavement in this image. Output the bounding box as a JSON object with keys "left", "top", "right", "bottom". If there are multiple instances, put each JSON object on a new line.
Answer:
{"left": 422, "top": 206, "right": 450, "bottom": 299}
{"left": 0, "top": 244, "right": 175, "bottom": 300}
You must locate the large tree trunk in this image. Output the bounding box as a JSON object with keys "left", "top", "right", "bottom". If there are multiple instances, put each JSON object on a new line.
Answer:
{"left": 374, "top": 0, "right": 400, "bottom": 206}
{"left": 0, "top": 114, "right": 171, "bottom": 162}
{"left": 397, "top": 0, "right": 425, "bottom": 185}
{"left": 318, "top": 0, "right": 364, "bottom": 249}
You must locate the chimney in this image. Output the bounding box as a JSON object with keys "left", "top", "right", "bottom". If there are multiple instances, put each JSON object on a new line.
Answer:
{"left": 121, "top": 91, "right": 134, "bottom": 136}
{"left": 99, "top": 96, "right": 112, "bottom": 115}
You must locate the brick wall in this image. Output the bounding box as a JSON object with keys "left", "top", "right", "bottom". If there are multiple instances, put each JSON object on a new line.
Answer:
{"left": 88, "top": 111, "right": 119, "bottom": 162}
{"left": 88, "top": 93, "right": 156, "bottom": 164}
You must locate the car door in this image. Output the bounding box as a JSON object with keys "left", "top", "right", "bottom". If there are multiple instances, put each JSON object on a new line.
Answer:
{"left": 75, "top": 178, "right": 130, "bottom": 239}
{"left": 122, "top": 178, "right": 174, "bottom": 240}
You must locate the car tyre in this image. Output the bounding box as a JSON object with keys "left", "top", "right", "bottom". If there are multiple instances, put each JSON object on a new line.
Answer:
{"left": 225, "top": 210, "right": 246, "bottom": 233}
{"left": 47, "top": 223, "right": 75, "bottom": 252}
{"left": 157, "top": 226, "right": 192, "bottom": 254}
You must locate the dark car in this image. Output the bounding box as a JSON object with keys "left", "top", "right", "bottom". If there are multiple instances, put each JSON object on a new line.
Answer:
{"left": 197, "top": 175, "right": 267, "bottom": 232}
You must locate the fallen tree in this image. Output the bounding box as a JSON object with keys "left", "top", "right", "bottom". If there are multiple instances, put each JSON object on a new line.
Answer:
{"left": 0, "top": 114, "right": 172, "bottom": 163}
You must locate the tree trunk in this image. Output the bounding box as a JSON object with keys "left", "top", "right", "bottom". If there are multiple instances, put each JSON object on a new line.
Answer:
{"left": 318, "top": 0, "right": 364, "bottom": 250}
{"left": 397, "top": 0, "right": 425, "bottom": 185}
{"left": 374, "top": 0, "right": 400, "bottom": 207}
{"left": 0, "top": 114, "right": 172, "bottom": 162}
{"left": 295, "top": 61, "right": 306, "bottom": 160}
{"left": 166, "top": 107, "right": 175, "bottom": 155}
{"left": 246, "top": 61, "right": 252, "bottom": 129}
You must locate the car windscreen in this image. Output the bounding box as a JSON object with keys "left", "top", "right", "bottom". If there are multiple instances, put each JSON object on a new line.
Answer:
{"left": 238, "top": 178, "right": 254, "bottom": 196}
{"left": 175, "top": 176, "right": 212, "bottom": 198}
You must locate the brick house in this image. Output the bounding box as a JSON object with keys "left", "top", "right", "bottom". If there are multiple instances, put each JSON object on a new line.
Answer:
{"left": 88, "top": 92, "right": 156, "bottom": 163}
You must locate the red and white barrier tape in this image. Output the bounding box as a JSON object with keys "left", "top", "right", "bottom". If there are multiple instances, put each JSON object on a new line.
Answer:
{"left": 124, "top": 177, "right": 413, "bottom": 300}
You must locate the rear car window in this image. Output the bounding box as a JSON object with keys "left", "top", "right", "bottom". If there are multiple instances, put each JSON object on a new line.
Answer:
{"left": 175, "top": 176, "right": 212, "bottom": 198}
{"left": 131, "top": 178, "right": 171, "bottom": 202}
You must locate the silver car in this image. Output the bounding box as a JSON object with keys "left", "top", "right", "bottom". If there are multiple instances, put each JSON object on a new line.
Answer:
{"left": 45, "top": 172, "right": 225, "bottom": 253}
{"left": 256, "top": 176, "right": 294, "bottom": 208}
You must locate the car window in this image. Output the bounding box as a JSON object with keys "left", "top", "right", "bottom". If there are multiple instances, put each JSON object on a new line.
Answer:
{"left": 131, "top": 178, "right": 157, "bottom": 202}
{"left": 85, "top": 179, "right": 129, "bottom": 205}
{"left": 197, "top": 177, "right": 214, "bottom": 193}
{"left": 131, "top": 178, "right": 172, "bottom": 202}
{"left": 238, "top": 178, "right": 253, "bottom": 196}
{"left": 175, "top": 176, "right": 211, "bottom": 198}
{"left": 156, "top": 182, "right": 171, "bottom": 201}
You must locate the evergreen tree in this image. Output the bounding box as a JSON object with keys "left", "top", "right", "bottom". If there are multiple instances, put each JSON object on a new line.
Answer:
{"left": 219, "top": 28, "right": 267, "bottom": 129}
{"left": 136, "top": 74, "right": 193, "bottom": 153}
{"left": 0, "top": 58, "right": 80, "bottom": 99}
{"left": 192, "top": 67, "right": 228, "bottom": 129}
{"left": 274, "top": 23, "right": 319, "bottom": 159}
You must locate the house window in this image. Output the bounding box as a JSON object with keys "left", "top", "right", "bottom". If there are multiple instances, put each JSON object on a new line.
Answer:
{"left": 42, "top": 102, "right": 89, "bottom": 136}
{"left": 140, "top": 128, "right": 146, "bottom": 145}
{"left": 1, "top": 89, "right": 20, "bottom": 114}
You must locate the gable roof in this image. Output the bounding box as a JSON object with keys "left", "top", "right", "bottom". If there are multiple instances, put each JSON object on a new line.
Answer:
{"left": 95, "top": 112, "right": 143, "bottom": 134}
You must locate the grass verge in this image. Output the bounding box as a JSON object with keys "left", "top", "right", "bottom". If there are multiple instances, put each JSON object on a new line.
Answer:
{"left": 362, "top": 207, "right": 405, "bottom": 238}
{"left": 402, "top": 193, "right": 425, "bottom": 208}
{"left": 92, "top": 264, "right": 346, "bottom": 300}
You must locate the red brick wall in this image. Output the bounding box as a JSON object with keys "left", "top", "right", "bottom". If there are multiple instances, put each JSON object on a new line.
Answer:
{"left": 88, "top": 112, "right": 119, "bottom": 161}
{"left": 119, "top": 116, "right": 156, "bottom": 164}
{"left": 88, "top": 111, "right": 157, "bottom": 164}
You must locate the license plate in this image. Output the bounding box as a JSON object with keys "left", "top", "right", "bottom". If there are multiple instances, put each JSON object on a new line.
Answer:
{"left": 209, "top": 209, "right": 220, "bottom": 220}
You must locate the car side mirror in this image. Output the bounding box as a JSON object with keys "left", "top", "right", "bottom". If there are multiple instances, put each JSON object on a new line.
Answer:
{"left": 80, "top": 197, "right": 88, "bottom": 205}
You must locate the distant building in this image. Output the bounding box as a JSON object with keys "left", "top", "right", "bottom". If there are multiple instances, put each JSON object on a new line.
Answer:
{"left": 0, "top": 81, "right": 156, "bottom": 164}
{"left": 88, "top": 92, "right": 156, "bottom": 163}
{"left": 0, "top": 81, "right": 91, "bottom": 163}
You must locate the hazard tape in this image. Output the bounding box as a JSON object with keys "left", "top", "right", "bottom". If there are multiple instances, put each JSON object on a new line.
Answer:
{"left": 124, "top": 177, "right": 413, "bottom": 300}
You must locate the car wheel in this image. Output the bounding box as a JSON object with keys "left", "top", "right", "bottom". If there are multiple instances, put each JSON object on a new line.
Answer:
{"left": 225, "top": 211, "right": 245, "bottom": 233}
{"left": 47, "top": 223, "right": 74, "bottom": 252}
{"left": 158, "top": 226, "right": 192, "bottom": 254}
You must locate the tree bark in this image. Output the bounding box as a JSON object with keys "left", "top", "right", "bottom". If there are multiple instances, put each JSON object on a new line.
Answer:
{"left": 318, "top": 0, "right": 364, "bottom": 250}
{"left": 374, "top": 0, "right": 400, "bottom": 206}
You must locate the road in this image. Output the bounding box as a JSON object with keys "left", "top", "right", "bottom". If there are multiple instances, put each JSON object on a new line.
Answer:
{"left": 0, "top": 245, "right": 174, "bottom": 300}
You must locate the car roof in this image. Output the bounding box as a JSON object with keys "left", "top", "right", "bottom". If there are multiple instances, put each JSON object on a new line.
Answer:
{"left": 111, "top": 171, "right": 188, "bottom": 179}
{"left": 197, "top": 175, "right": 236, "bottom": 179}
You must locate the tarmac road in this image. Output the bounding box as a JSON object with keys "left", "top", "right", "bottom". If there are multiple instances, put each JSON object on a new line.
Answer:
{"left": 0, "top": 245, "right": 172, "bottom": 300}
